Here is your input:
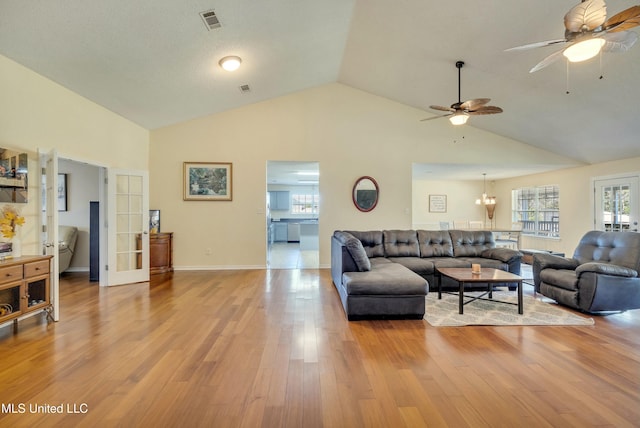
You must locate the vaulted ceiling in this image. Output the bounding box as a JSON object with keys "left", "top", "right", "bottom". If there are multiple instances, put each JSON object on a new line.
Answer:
{"left": 1, "top": 0, "right": 639, "bottom": 166}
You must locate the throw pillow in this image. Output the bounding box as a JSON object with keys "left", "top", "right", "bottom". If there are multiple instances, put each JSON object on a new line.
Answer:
{"left": 334, "top": 231, "right": 371, "bottom": 272}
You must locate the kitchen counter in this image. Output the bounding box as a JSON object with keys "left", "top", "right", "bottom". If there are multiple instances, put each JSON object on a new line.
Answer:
{"left": 300, "top": 222, "right": 319, "bottom": 250}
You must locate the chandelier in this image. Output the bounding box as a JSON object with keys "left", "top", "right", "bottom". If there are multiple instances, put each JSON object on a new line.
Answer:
{"left": 475, "top": 173, "right": 496, "bottom": 219}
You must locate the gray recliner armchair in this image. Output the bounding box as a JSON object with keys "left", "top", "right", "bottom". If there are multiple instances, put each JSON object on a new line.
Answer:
{"left": 59, "top": 225, "right": 78, "bottom": 274}
{"left": 533, "top": 231, "right": 640, "bottom": 313}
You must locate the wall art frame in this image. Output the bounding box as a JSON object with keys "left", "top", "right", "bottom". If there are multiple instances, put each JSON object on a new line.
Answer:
{"left": 149, "top": 209, "right": 160, "bottom": 233}
{"left": 429, "top": 194, "right": 447, "bottom": 213}
{"left": 58, "top": 173, "right": 68, "bottom": 211}
{"left": 183, "top": 162, "right": 233, "bottom": 201}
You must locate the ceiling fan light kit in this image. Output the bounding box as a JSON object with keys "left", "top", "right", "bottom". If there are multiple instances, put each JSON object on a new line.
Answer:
{"left": 449, "top": 112, "right": 469, "bottom": 125}
{"left": 506, "top": 0, "right": 640, "bottom": 73}
{"left": 562, "top": 38, "right": 606, "bottom": 61}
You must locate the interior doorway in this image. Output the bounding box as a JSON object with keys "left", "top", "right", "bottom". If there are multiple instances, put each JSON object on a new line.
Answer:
{"left": 266, "top": 161, "right": 319, "bottom": 269}
{"left": 56, "top": 158, "right": 103, "bottom": 278}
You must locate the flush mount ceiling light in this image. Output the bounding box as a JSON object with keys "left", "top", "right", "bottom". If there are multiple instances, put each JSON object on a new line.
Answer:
{"left": 506, "top": 0, "right": 640, "bottom": 73}
{"left": 219, "top": 56, "right": 242, "bottom": 71}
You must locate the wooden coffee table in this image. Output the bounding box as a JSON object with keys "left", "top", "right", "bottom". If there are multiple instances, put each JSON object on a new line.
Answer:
{"left": 435, "top": 267, "right": 523, "bottom": 315}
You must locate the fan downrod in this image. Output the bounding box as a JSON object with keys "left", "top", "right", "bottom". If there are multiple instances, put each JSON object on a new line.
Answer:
{"left": 454, "top": 61, "right": 464, "bottom": 106}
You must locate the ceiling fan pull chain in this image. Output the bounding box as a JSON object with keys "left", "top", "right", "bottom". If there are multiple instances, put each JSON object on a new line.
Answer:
{"left": 599, "top": 51, "right": 604, "bottom": 80}
{"left": 566, "top": 60, "right": 570, "bottom": 95}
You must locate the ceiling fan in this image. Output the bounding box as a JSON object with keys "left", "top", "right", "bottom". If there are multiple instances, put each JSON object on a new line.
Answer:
{"left": 421, "top": 61, "right": 503, "bottom": 126}
{"left": 506, "top": 0, "right": 640, "bottom": 72}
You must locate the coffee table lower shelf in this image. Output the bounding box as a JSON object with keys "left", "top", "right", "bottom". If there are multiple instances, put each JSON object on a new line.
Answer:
{"left": 435, "top": 267, "right": 523, "bottom": 315}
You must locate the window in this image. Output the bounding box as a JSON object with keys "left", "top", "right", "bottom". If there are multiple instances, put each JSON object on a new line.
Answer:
{"left": 512, "top": 185, "right": 560, "bottom": 237}
{"left": 291, "top": 194, "right": 319, "bottom": 215}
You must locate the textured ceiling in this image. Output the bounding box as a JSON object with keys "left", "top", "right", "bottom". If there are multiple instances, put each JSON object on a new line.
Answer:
{"left": 1, "top": 0, "right": 639, "bottom": 172}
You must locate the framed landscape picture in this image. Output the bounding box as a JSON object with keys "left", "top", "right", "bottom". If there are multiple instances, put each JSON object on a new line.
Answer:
{"left": 183, "top": 162, "right": 233, "bottom": 201}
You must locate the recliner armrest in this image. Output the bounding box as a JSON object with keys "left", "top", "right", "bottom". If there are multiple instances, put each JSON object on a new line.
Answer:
{"left": 481, "top": 248, "right": 522, "bottom": 263}
{"left": 575, "top": 262, "right": 638, "bottom": 278}
{"left": 532, "top": 253, "right": 579, "bottom": 290}
{"left": 533, "top": 253, "right": 578, "bottom": 270}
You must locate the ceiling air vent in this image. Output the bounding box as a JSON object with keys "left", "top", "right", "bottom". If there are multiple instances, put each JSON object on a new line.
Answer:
{"left": 239, "top": 84, "right": 251, "bottom": 93}
{"left": 200, "top": 10, "right": 221, "bottom": 30}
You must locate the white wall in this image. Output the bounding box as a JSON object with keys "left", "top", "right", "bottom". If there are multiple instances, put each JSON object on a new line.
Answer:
{"left": 150, "top": 83, "right": 579, "bottom": 269}
{"left": 0, "top": 53, "right": 148, "bottom": 255}
{"left": 58, "top": 159, "right": 100, "bottom": 271}
{"left": 412, "top": 179, "right": 494, "bottom": 229}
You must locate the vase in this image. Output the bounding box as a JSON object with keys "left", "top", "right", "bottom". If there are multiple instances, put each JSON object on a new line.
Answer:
{"left": 11, "top": 237, "right": 21, "bottom": 258}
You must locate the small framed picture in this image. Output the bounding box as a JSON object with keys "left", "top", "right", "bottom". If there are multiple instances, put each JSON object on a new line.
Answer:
{"left": 429, "top": 194, "right": 447, "bottom": 213}
{"left": 149, "top": 210, "right": 160, "bottom": 233}
{"left": 58, "top": 173, "right": 68, "bottom": 211}
{"left": 183, "top": 162, "right": 233, "bottom": 201}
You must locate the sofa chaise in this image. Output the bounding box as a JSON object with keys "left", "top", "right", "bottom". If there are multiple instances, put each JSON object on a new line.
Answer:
{"left": 533, "top": 230, "right": 640, "bottom": 313}
{"left": 331, "top": 229, "right": 522, "bottom": 320}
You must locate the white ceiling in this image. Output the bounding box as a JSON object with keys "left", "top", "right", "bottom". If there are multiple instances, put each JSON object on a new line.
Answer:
{"left": 1, "top": 0, "right": 639, "bottom": 178}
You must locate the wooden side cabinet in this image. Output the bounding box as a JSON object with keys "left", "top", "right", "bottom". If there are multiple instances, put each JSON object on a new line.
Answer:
{"left": 0, "top": 255, "right": 53, "bottom": 329}
{"left": 149, "top": 232, "right": 173, "bottom": 275}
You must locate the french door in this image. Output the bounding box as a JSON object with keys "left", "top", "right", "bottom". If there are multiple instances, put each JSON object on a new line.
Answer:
{"left": 40, "top": 149, "right": 60, "bottom": 320}
{"left": 594, "top": 175, "right": 639, "bottom": 232}
{"left": 106, "top": 169, "right": 150, "bottom": 285}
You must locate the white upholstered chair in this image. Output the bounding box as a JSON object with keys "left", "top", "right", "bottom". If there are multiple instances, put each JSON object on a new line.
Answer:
{"left": 453, "top": 220, "right": 469, "bottom": 229}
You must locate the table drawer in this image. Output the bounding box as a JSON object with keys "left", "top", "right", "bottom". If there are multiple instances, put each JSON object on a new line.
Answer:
{"left": 24, "top": 260, "right": 50, "bottom": 278}
{"left": 0, "top": 265, "right": 24, "bottom": 284}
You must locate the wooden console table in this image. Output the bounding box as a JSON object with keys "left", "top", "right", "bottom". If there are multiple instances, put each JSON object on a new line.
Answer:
{"left": 149, "top": 232, "right": 173, "bottom": 275}
{"left": 0, "top": 255, "right": 54, "bottom": 330}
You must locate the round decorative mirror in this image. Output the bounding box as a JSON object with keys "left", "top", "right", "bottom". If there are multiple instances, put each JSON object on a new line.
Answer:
{"left": 352, "top": 176, "right": 379, "bottom": 212}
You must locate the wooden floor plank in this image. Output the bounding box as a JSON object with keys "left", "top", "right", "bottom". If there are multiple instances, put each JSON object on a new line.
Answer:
{"left": 0, "top": 270, "right": 638, "bottom": 427}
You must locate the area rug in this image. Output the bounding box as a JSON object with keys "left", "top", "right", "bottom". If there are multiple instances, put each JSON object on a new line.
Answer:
{"left": 424, "top": 291, "right": 595, "bottom": 326}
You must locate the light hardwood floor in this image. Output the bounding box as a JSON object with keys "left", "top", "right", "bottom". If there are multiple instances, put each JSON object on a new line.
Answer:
{"left": 1, "top": 270, "right": 639, "bottom": 427}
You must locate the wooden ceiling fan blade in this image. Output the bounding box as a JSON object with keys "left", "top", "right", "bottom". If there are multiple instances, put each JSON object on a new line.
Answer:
{"left": 459, "top": 98, "right": 490, "bottom": 110}
{"left": 429, "top": 105, "right": 455, "bottom": 112}
{"left": 468, "top": 106, "right": 503, "bottom": 115}
{"left": 505, "top": 39, "right": 568, "bottom": 51}
{"left": 529, "top": 49, "right": 565, "bottom": 73}
{"left": 601, "top": 31, "right": 639, "bottom": 52}
{"left": 564, "top": 0, "right": 607, "bottom": 33}
{"left": 604, "top": 6, "right": 640, "bottom": 32}
{"left": 420, "top": 114, "right": 453, "bottom": 122}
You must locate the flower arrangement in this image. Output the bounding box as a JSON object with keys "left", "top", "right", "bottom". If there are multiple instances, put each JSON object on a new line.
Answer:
{"left": 0, "top": 205, "right": 25, "bottom": 239}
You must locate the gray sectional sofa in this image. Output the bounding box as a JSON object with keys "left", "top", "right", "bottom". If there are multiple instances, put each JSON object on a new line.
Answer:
{"left": 331, "top": 229, "right": 522, "bottom": 320}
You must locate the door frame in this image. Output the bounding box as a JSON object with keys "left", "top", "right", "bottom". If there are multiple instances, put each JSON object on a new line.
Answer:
{"left": 592, "top": 172, "right": 640, "bottom": 232}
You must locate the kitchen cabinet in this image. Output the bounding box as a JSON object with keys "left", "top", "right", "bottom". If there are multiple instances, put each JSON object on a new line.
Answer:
{"left": 273, "top": 223, "right": 288, "bottom": 242}
{"left": 270, "top": 191, "right": 290, "bottom": 210}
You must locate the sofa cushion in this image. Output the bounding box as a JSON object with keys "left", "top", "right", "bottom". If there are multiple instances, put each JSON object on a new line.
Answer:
{"left": 457, "top": 257, "right": 507, "bottom": 271}
{"left": 333, "top": 231, "right": 371, "bottom": 272}
{"left": 383, "top": 230, "right": 419, "bottom": 257}
{"left": 449, "top": 230, "right": 495, "bottom": 257}
{"left": 417, "top": 230, "right": 454, "bottom": 257}
{"left": 346, "top": 230, "right": 385, "bottom": 258}
{"left": 342, "top": 262, "right": 428, "bottom": 296}
{"left": 388, "top": 256, "right": 434, "bottom": 276}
